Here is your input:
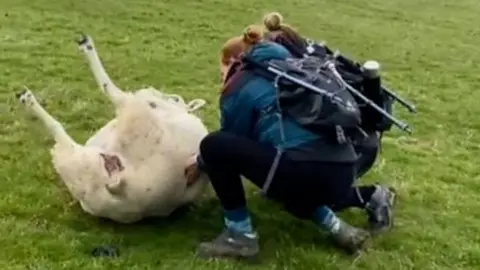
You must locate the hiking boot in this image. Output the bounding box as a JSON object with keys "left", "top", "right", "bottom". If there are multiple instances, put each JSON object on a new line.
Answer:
{"left": 365, "top": 185, "right": 397, "bottom": 234}
{"left": 330, "top": 220, "right": 371, "bottom": 254}
{"left": 197, "top": 229, "right": 259, "bottom": 261}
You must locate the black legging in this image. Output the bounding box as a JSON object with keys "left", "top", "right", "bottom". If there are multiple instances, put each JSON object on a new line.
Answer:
{"left": 199, "top": 131, "right": 373, "bottom": 219}
{"left": 354, "top": 131, "right": 380, "bottom": 179}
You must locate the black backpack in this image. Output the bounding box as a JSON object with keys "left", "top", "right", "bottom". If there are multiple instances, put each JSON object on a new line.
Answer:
{"left": 306, "top": 42, "right": 396, "bottom": 132}
{"left": 241, "top": 54, "right": 364, "bottom": 144}
{"left": 268, "top": 36, "right": 398, "bottom": 133}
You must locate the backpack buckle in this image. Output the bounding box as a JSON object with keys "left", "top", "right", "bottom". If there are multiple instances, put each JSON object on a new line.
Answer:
{"left": 335, "top": 125, "right": 347, "bottom": 144}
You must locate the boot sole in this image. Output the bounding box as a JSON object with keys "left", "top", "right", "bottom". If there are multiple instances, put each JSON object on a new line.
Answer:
{"left": 356, "top": 230, "right": 373, "bottom": 250}
{"left": 352, "top": 234, "right": 372, "bottom": 256}
{"left": 342, "top": 231, "right": 372, "bottom": 256}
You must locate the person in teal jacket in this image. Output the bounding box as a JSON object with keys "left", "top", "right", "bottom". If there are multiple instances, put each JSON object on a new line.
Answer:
{"left": 185, "top": 39, "right": 396, "bottom": 260}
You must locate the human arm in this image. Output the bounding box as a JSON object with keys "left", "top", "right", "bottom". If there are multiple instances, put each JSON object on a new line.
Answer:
{"left": 219, "top": 88, "right": 256, "bottom": 138}
{"left": 184, "top": 82, "right": 256, "bottom": 183}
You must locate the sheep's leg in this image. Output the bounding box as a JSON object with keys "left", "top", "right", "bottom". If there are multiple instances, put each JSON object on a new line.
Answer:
{"left": 17, "top": 88, "right": 127, "bottom": 198}
{"left": 77, "top": 34, "right": 127, "bottom": 106}
{"left": 16, "top": 87, "right": 77, "bottom": 147}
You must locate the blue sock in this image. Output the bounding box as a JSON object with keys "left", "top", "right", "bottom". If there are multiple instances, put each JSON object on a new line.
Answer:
{"left": 223, "top": 207, "right": 256, "bottom": 238}
{"left": 313, "top": 206, "right": 341, "bottom": 233}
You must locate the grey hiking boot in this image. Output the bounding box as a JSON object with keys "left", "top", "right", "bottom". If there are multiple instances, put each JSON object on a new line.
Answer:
{"left": 330, "top": 220, "right": 371, "bottom": 254}
{"left": 197, "top": 229, "right": 259, "bottom": 261}
{"left": 365, "top": 185, "right": 397, "bottom": 234}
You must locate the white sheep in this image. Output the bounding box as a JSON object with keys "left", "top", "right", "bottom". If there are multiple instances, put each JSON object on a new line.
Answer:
{"left": 16, "top": 35, "right": 210, "bottom": 223}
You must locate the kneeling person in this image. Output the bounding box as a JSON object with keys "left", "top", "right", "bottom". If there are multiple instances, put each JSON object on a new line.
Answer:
{"left": 185, "top": 33, "right": 394, "bottom": 261}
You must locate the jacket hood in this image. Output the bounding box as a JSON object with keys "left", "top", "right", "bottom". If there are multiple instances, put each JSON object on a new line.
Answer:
{"left": 247, "top": 41, "right": 291, "bottom": 62}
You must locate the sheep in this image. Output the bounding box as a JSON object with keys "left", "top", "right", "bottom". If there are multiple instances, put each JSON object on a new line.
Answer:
{"left": 15, "top": 35, "right": 210, "bottom": 224}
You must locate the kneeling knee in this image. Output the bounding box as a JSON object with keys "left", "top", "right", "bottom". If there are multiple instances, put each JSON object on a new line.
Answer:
{"left": 200, "top": 131, "right": 222, "bottom": 154}
{"left": 199, "top": 131, "right": 233, "bottom": 163}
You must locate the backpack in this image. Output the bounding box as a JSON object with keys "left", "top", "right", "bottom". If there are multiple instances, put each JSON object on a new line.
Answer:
{"left": 268, "top": 35, "right": 397, "bottom": 133}
{"left": 241, "top": 54, "right": 363, "bottom": 144}
{"left": 305, "top": 42, "right": 396, "bottom": 132}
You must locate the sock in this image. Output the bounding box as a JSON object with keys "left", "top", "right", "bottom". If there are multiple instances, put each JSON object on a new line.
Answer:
{"left": 224, "top": 207, "right": 257, "bottom": 238}
{"left": 313, "top": 206, "right": 341, "bottom": 233}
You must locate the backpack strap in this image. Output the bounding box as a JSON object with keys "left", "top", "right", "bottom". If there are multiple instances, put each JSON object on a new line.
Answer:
{"left": 221, "top": 66, "right": 258, "bottom": 98}
{"left": 222, "top": 56, "right": 287, "bottom": 197}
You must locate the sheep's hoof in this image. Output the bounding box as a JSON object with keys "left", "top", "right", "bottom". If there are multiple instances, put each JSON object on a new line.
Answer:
{"left": 15, "top": 89, "right": 27, "bottom": 99}
{"left": 76, "top": 32, "right": 89, "bottom": 45}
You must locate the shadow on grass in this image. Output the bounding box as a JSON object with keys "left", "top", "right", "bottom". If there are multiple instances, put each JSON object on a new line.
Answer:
{"left": 53, "top": 192, "right": 369, "bottom": 264}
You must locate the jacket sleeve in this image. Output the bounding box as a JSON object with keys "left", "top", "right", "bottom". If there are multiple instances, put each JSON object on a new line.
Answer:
{"left": 219, "top": 90, "right": 255, "bottom": 138}
{"left": 194, "top": 90, "right": 255, "bottom": 173}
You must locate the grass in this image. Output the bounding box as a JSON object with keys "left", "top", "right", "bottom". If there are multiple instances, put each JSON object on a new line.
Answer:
{"left": 1, "top": 0, "right": 480, "bottom": 269}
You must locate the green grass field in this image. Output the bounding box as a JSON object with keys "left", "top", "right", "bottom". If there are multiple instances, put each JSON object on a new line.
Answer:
{"left": 1, "top": 0, "right": 480, "bottom": 269}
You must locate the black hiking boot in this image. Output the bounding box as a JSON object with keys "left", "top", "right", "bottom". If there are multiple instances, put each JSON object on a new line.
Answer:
{"left": 365, "top": 185, "right": 397, "bottom": 234}
{"left": 197, "top": 229, "right": 259, "bottom": 261}
{"left": 330, "top": 220, "right": 371, "bottom": 254}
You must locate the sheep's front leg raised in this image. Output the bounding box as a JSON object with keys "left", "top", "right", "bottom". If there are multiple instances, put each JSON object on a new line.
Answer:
{"left": 16, "top": 88, "right": 77, "bottom": 148}
{"left": 77, "top": 34, "right": 127, "bottom": 106}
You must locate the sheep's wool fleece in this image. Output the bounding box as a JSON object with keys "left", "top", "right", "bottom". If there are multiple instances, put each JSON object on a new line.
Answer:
{"left": 58, "top": 88, "right": 209, "bottom": 223}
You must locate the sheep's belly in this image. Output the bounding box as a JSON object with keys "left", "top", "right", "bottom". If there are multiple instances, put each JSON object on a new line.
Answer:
{"left": 76, "top": 154, "right": 189, "bottom": 221}
{"left": 161, "top": 115, "right": 209, "bottom": 145}
{"left": 85, "top": 113, "right": 208, "bottom": 153}
{"left": 124, "top": 156, "right": 188, "bottom": 214}
{"left": 85, "top": 119, "right": 118, "bottom": 150}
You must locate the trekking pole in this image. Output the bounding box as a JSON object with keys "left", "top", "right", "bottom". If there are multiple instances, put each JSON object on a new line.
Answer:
{"left": 325, "top": 61, "right": 412, "bottom": 133}
{"left": 306, "top": 39, "right": 417, "bottom": 113}
{"left": 242, "top": 56, "right": 412, "bottom": 134}
{"left": 242, "top": 56, "right": 337, "bottom": 98}
{"left": 380, "top": 85, "right": 417, "bottom": 113}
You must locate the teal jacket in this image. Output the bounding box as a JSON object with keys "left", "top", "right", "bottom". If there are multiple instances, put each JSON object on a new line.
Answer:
{"left": 219, "top": 41, "right": 322, "bottom": 150}
{"left": 198, "top": 41, "right": 357, "bottom": 169}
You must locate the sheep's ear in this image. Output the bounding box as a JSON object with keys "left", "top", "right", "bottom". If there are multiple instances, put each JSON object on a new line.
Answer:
{"left": 105, "top": 178, "right": 125, "bottom": 195}
{"left": 187, "top": 99, "right": 206, "bottom": 112}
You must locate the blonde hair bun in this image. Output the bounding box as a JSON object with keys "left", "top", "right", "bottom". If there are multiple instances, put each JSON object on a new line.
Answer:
{"left": 263, "top": 12, "right": 283, "bottom": 31}
{"left": 243, "top": 24, "right": 264, "bottom": 45}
